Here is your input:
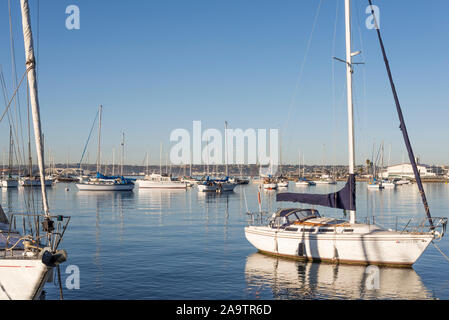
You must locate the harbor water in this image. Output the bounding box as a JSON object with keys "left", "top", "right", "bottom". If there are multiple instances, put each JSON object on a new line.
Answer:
{"left": 2, "top": 181, "right": 449, "bottom": 300}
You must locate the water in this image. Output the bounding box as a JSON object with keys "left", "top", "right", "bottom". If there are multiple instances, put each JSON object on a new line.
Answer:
{"left": 2, "top": 181, "right": 449, "bottom": 300}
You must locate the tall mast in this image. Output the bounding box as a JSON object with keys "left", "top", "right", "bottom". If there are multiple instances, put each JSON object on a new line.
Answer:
{"left": 159, "top": 142, "right": 162, "bottom": 175}
{"left": 8, "top": 126, "right": 13, "bottom": 178}
{"left": 20, "top": 0, "right": 50, "bottom": 216}
{"left": 345, "top": 0, "right": 356, "bottom": 224}
{"left": 224, "top": 121, "right": 229, "bottom": 177}
{"left": 146, "top": 152, "right": 149, "bottom": 175}
{"left": 96, "top": 105, "right": 102, "bottom": 173}
{"left": 120, "top": 132, "right": 124, "bottom": 176}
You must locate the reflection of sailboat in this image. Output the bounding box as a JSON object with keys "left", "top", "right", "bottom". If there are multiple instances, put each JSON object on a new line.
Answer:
{"left": 245, "top": 0, "right": 447, "bottom": 267}
{"left": 245, "top": 253, "right": 434, "bottom": 300}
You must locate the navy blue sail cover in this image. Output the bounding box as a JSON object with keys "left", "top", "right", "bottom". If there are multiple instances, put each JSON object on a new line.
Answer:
{"left": 276, "top": 174, "right": 356, "bottom": 211}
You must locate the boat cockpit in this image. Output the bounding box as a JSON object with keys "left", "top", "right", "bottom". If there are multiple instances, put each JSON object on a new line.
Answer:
{"left": 269, "top": 208, "right": 321, "bottom": 229}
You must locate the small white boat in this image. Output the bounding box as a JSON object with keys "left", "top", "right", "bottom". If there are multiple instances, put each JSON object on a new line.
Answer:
{"left": 263, "top": 177, "right": 278, "bottom": 190}
{"left": 277, "top": 180, "right": 289, "bottom": 188}
{"left": 396, "top": 179, "right": 410, "bottom": 185}
{"left": 295, "top": 178, "right": 315, "bottom": 186}
{"left": 382, "top": 180, "right": 396, "bottom": 188}
{"left": 137, "top": 173, "right": 188, "bottom": 189}
{"left": 313, "top": 179, "right": 337, "bottom": 185}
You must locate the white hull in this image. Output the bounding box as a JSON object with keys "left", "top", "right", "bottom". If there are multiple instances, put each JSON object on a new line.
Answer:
{"left": 245, "top": 225, "right": 433, "bottom": 267}
{"left": 295, "top": 181, "right": 310, "bottom": 186}
{"left": 1, "top": 180, "right": 18, "bottom": 188}
{"left": 263, "top": 183, "right": 278, "bottom": 190}
{"left": 0, "top": 258, "right": 51, "bottom": 300}
{"left": 197, "top": 184, "right": 218, "bottom": 192}
{"left": 367, "top": 183, "right": 384, "bottom": 190}
{"left": 76, "top": 182, "right": 134, "bottom": 191}
{"left": 382, "top": 182, "right": 396, "bottom": 188}
{"left": 314, "top": 180, "right": 337, "bottom": 185}
{"left": 137, "top": 180, "right": 187, "bottom": 189}
{"left": 277, "top": 182, "right": 289, "bottom": 188}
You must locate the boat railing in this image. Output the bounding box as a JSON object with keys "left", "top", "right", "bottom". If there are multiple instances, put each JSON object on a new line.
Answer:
{"left": 246, "top": 210, "right": 271, "bottom": 226}
{"left": 362, "top": 215, "right": 447, "bottom": 238}
{"left": 3, "top": 213, "right": 71, "bottom": 257}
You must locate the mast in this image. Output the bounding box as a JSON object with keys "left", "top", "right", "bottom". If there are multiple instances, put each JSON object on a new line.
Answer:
{"left": 146, "top": 152, "right": 149, "bottom": 176}
{"left": 367, "top": 0, "right": 434, "bottom": 228}
{"left": 112, "top": 147, "right": 115, "bottom": 176}
{"left": 8, "top": 126, "right": 13, "bottom": 178}
{"left": 224, "top": 121, "right": 229, "bottom": 177}
{"left": 159, "top": 142, "right": 162, "bottom": 175}
{"left": 20, "top": 0, "right": 50, "bottom": 216}
{"left": 345, "top": 0, "right": 356, "bottom": 224}
{"left": 120, "top": 132, "right": 124, "bottom": 176}
{"left": 96, "top": 105, "right": 102, "bottom": 173}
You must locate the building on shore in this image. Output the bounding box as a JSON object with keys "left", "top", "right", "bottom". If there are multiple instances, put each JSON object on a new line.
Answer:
{"left": 380, "top": 163, "right": 444, "bottom": 179}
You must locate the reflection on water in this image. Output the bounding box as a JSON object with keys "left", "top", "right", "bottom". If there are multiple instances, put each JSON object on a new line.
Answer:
{"left": 245, "top": 253, "right": 435, "bottom": 300}
{"left": 0, "top": 182, "right": 447, "bottom": 299}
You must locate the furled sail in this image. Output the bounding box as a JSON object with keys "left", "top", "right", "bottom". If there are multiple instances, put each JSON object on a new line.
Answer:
{"left": 277, "top": 174, "right": 355, "bottom": 211}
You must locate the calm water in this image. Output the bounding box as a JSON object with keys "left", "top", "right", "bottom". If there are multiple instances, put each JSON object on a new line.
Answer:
{"left": 2, "top": 181, "right": 449, "bottom": 300}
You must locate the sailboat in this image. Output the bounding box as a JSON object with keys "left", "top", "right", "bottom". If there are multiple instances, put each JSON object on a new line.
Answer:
{"left": 295, "top": 151, "right": 314, "bottom": 186}
{"left": 215, "top": 121, "right": 237, "bottom": 192}
{"left": 137, "top": 144, "right": 188, "bottom": 189}
{"left": 1, "top": 126, "right": 18, "bottom": 188}
{"left": 245, "top": 0, "right": 447, "bottom": 267}
{"left": 76, "top": 106, "right": 134, "bottom": 191}
{"left": 0, "top": 0, "right": 70, "bottom": 299}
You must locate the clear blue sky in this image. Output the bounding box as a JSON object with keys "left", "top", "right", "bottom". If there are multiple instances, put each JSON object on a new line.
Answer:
{"left": 0, "top": 0, "right": 448, "bottom": 166}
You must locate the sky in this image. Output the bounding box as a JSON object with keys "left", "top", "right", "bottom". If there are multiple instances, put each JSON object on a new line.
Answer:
{"left": 0, "top": 0, "right": 448, "bottom": 167}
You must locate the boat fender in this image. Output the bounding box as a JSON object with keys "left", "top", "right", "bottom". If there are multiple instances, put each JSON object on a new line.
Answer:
{"left": 41, "top": 249, "right": 68, "bottom": 267}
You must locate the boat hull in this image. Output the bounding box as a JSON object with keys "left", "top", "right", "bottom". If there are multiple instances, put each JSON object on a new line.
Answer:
{"left": 137, "top": 180, "right": 187, "bottom": 189}
{"left": 19, "top": 179, "right": 52, "bottom": 187}
{"left": 197, "top": 184, "right": 217, "bottom": 192}
{"left": 76, "top": 183, "right": 134, "bottom": 191}
{"left": 277, "top": 182, "right": 289, "bottom": 188}
{"left": 1, "top": 180, "right": 18, "bottom": 188}
{"left": 217, "top": 183, "right": 237, "bottom": 192}
{"left": 263, "top": 183, "right": 278, "bottom": 190}
{"left": 245, "top": 226, "right": 433, "bottom": 267}
{"left": 0, "top": 258, "right": 51, "bottom": 300}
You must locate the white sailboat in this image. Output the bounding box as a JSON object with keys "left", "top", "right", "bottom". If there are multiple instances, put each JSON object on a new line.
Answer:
{"left": 197, "top": 178, "right": 218, "bottom": 192}
{"left": 0, "top": 0, "right": 70, "bottom": 300}
{"left": 136, "top": 145, "right": 188, "bottom": 189}
{"left": 245, "top": 0, "right": 447, "bottom": 267}
{"left": 216, "top": 121, "right": 237, "bottom": 192}
{"left": 137, "top": 173, "right": 188, "bottom": 189}
{"left": 76, "top": 106, "right": 134, "bottom": 191}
